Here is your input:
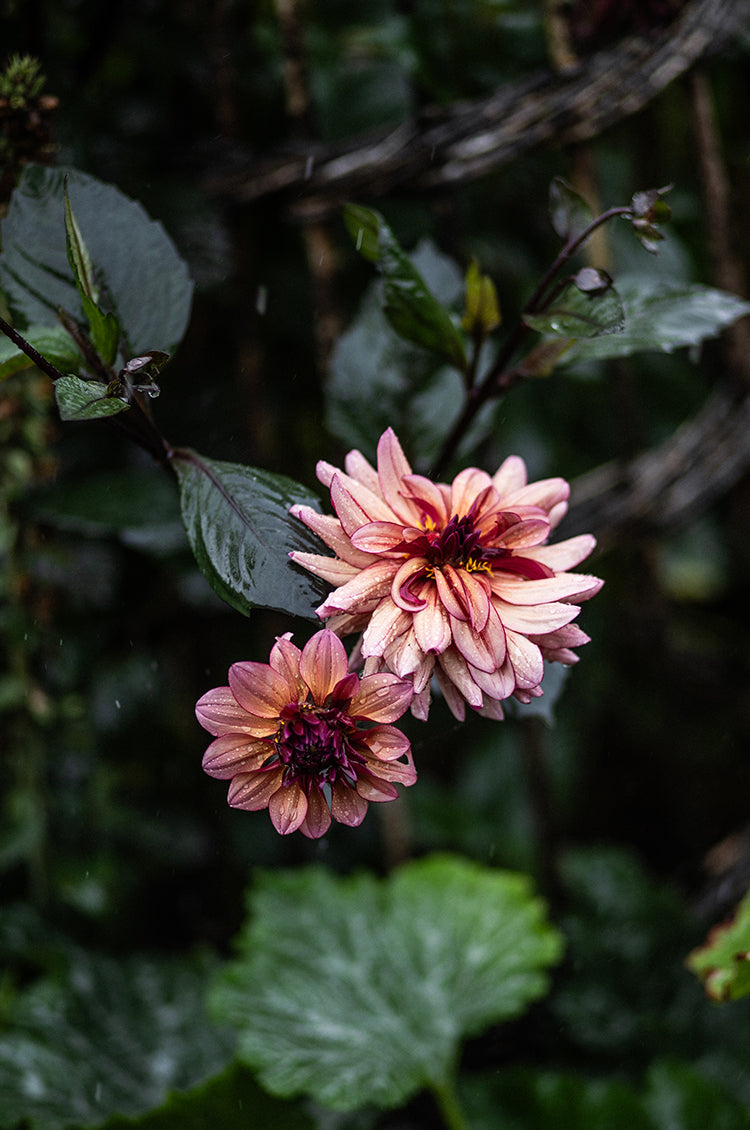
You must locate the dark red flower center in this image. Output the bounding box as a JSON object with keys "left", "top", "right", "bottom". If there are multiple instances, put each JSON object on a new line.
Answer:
{"left": 275, "top": 704, "right": 364, "bottom": 790}
{"left": 407, "top": 509, "right": 553, "bottom": 580}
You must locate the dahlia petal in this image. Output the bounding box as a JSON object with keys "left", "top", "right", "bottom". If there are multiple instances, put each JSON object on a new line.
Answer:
{"left": 493, "top": 598, "right": 579, "bottom": 633}
{"left": 477, "top": 697, "right": 506, "bottom": 721}
{"left": 359, "top": 723, "right": 412, "bottom": 761}
{"left": 491, "top": 454, "right": 527, "bottom": 495}
{"left": 316, "top": 460, "right": 338, "bottom": 489}
{"left": 450, "top": 467, "right": 493, "bottom": 516}
{"left": 413, "top": 590, "right": 452, "bottom": 655}
{"left": 438, "top": 648, "right": 484, "bottom": 707}
{"left": 434, "top": 664, "right": 467, "bottom": 720}
{"left": 344, "top": 448, "right": 380, "bottom": 493}
{"left": 391, "top": 557, "right": 429, "bottom": 611}
{"left": 227, "top": 768, "right": 284, "bottom": 810}
{"left": 349, "top": 672, "right": 413, "bottom": 722}
{"left": 331, "top": 472, "right": 396, "bottom": 534}
{"left": 289, "top": 551, "right": 359, "bottom": 587}
{"left": 523, "top": 533, "right": 596, "bottom": 571}
{"left": 229, "top": 662, "right": 290, "bottom": 718}
{"left": 291, "top": 506, "right": 376, "bottom": 567}
{"left": 433, "top": 565, "right": 470, "bottom": 621}
{"left": 548, "top": 500, "right": 568, "bottom": 529}
{"left": 353, "top": 771, "right": 400, "bottom": 803}
{"left": 401, "top": 473, "right": 450, "bottom": 527}
{"left": 505, "top": 630, "right": 544, "bottom": 689}
{"left": 410, "top": 684, "right": 432, "bottom": 721}
{"left": 503, "top": 477, "right": 569, "bottom": 516}
{"left": 386, "top": 626, "right": 428, "bottom": 678}
{"left": 361, "top": 598, "right": 412, "bottom": 657}
{"left": 330, "top": 783, "right": 369, "bottom": 825}
{"left": 269, "top": 635, "right": 306, "bottom": 699}
{"left": 318, "top": 560, "right": 398, "bottom": 616}
{"left": 495, "top": 514, "right": 550, "bottom": 549}
{"left": 470, "top": 660, "right": 517, "bottom": 701}
{"left": 269, "top": 782, "right": 309, "bottom": 835}
{"left": 376, "top": 427, "right": 420, "bottom": 524}
{"left": 299, "top": 629, "right": 348, "bottom": 702}
{"left": 350, "top": 520, "right": 411, "bottom": 555}
{"left": 456, "top": 568, "right": 492, "bottom": 631}
{"left": 202, "top": 734, "right": 274, "bottom": 778}
{"left": 450, "top": 609, "right": 506, "bottom": 672}
{"left": 491, "top": 572, "right": 600, "bottom": 605}
{"left": 529, "top": 624, "right": 590, "bottom": 650}
{"left": 326, "top": 610, "right": 370, "bottom": 636}
{"left": 299, "top": 786, "right": 332, "bottom": 838}
{"left": 196, "top": 686, "right": 277, "bottom": 738}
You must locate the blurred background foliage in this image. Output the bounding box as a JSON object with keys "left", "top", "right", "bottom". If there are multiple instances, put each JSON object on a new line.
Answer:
{"left": 3, "top": 0, "right": 750, "bottom": 1126}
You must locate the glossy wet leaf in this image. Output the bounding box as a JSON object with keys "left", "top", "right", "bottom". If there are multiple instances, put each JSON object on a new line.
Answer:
{"left": 344, "top": 203, "right": 467, "bottom": 370}
{"left": 524, "top": 277, "right": 625, "bottom": 339}
{"left": 0, "top": 951, "right": 235, "bottom": 1130}
{"left": 561, "top": 278, "right": 750, "bottom": 365}
{"left": 54, "top": 374, "right": 130, "bottom": 421}
{"left": 171, "top": 450, "right": 329, "bottom": 619}
{"left": 687, "top": 889, "right": 750, "bottom": 1002}
{"left": 0, "top": 164, "right": 193, "bottom": 356}
{"left": 0, "top": 323, "right": 81, "bottom": 380}
{"left": 210, "top": 853, "right": 562, "bottom": 1112}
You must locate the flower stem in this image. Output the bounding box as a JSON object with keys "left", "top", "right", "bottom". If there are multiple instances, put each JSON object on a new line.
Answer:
{"left": 430, "top": 1077, "right": 470, "bottom": 1130}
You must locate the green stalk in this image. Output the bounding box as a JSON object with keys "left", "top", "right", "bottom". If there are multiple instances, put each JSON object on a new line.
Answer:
{"left": 430, "top": 1075, "right": 470, "bottom": 1130}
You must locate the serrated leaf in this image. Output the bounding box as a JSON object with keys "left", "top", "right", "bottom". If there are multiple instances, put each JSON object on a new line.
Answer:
{"left": 0, "top": 164, "right": 193, "bottom": 356}
{"left": 54, "top": 373, "right": 130, "bottom": 421}
{"left": 524, "top": 278, "right": 625, "bottom": 339}
{"left": 549, "top": 177, "right": 595, "bottom": 243}
{"left": 344, "top": 204, "right": 467, "bottom": 371}
{"left": 170, "top": 450, "right": 329, "bottom": 619}
{"left": 0, "top": 951, "right": 235, "bottom": 1130}
{"left": 687, "top": 889, "right": 750, "bottom": 1002}
{"left": 560, "top": 277, "right": 750, "bottom": 365}
{"left": 210, "top": 854, "right": 562, "bottom": 1112}
{"left": 0, "top": 323, "right": 81, "bottom": 380}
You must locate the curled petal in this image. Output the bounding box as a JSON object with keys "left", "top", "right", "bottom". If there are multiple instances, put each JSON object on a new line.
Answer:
{"left": 413, "top": 589, "right": 452, "bottom": 655}
{"left": 505, "top": 630, "right": 544, "bottom": 690}
{"left": 196, "top": 686, "right": 278, "bottom": 738}
{"left": 227, "top": 768, "right": 284, "bottom": 811}
{"left": 269, "top": 635, "right": 305, "bottom": 700}
{"left": 450, "top": 468, "right": 494, "bottom": 516}
{"left": 269, "top": 782, "right": 309, "bottom": 835}
{"left": 491, "top": 454, "right": 527, "bottom": 496}
{"left": 290, "top": 505, "right": 375, "bottom": 567}
{"left": 229, "top": 662, "right": 290, "bottom": 718}
{"left": 438, "top": 648, "right": 483, "bottom": 708}
{"left": 376, "top": 427, "right": 420, "bottom": 524}
{"left": 359, "top": 723, "right": 412, "bottom": 762}
{"left": 202, "top": 734, "right": 274, "bottom": 778}
{"left": 300, "top": 787, "right": 332, "bottom": 839}
{"left": 318, "top": 560, "right": 397, "bottom": 616}
{"left": 361, "top": 597, "right": 412, "bottom": 657}
{"left": 349, "top": 672, "right": 413, "bottom": 722}
{"left": 503, "top": 477, "right": 569, "bottom": 516}
{"left": 351, "top": 520, "right": 410, "bottom": 555}
{"left": 331, "top": 783, "right": 369, "bottom": 825}
{"left": 523, "top": 533, "right": 596, "bottom": 571}
{"left": 391, "top": 557, "right": 429, "bottom": 612}
{"left": 401, "top": 473, "right": 450, "bottom": 527}
{"left": 471, "top": 659, "right": 517, "bottom": 702}
{"left": 299, "top": 629, "right": 349, "bottom": 702}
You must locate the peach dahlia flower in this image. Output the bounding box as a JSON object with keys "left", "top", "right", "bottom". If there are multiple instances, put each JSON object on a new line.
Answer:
{"left": 195, "top": 629, "right": 416, "bottom": 838}
{"left": 290, "top": 428, "right": 602, "bottom": 721}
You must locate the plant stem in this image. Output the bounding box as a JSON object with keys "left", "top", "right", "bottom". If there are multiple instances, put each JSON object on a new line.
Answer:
{"left": 430, "top": 1077, "right": 470, "bottom": 1130}
{"left": 430, "top": 205, "right": 632, "bottom": 478}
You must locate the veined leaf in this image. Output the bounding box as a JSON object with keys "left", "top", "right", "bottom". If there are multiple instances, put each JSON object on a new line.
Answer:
{"left": 171, "top": 450, "right": 329, "bottom": 619}
{"left": 524, "top": 277, "right": 625, "bottom": 339}
{"left": 344, "top": 203, "right": 467, "bottom": 371}
{"left": 210, "top": 854, "right": 563, "bottom": 1112}
{"left": 0, "top": 323, "right": 81, "bottom": 380}
{"left": 0, "top": 951, "right": 235, "bottom": 1130}
{"left": 549, "top": 177, "right": 595, "bottom": 243}
{"left": 54, "top": 373, "right": 131, "bottom": 421}
{"left": 0, "top": 164, "right": 193, "bottom": 356}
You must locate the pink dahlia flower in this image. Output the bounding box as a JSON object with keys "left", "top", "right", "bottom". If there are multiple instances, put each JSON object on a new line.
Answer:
{"left": 290, "top": 428, "right": 602, "bottom": 721}
{"left": 195, "top": 628, "right": 416, "bottom": 838}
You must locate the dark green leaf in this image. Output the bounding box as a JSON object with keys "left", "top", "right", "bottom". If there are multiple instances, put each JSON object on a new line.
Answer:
{"left": 0, "top": 951, "right": 235, "bottom": 1130}
{"left": 64, "top": 176, "right": 98, "bottom": 303}
{"left": 524, "top": 278, "right": 625, "bottom": 339}
{"left": 82, "top": 294, "right": 121, "bottom": 367}
{"left": 210, "top": 854, "right": 562, "bottom": 1112}
{"left": 549, "top": 177, "right": 595, "bottom": 243}
{"left": 560, "top": 277, "right": 750, "bottom": 366}
{"left": 462, "top": 1068, "right": 651, "bottom": 1130}
{"left": 0, "top": 164, "right": 193, "bottom": 355}
{"left": 0, "top": 323, "right": 81, "bottom": 380}
{"left": 101, "top": 1063, "right": 315, "bottom": 1130}
{"left": 170, "top": 450, "right": 329, "bottom": 619}
{"left": 54, "top": 373, "right": 130, "bottom": 421}
{"left": 344, "top": 203, "right": 467, "bottom": 370}
{"left": 644, "top": 1061, "right": 750, "bottom": 1130}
